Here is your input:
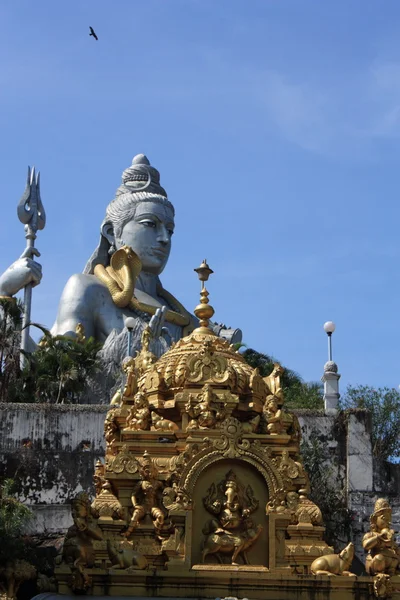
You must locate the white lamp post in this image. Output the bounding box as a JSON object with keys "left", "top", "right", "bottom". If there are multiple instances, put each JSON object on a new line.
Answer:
{"left": 321, "top": 320, "right": 340, "bottom": 412}
{"left": 323, "top": 320, "right": 336, "bottom": 361}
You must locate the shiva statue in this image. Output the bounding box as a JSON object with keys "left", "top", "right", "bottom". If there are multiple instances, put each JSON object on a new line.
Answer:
{"left": 0, "top": 155, "right": 241, "bottom": 396}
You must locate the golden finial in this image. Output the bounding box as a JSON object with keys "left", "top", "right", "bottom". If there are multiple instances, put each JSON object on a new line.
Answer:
{"left": 193, "top": 259, "right": 215, "bottom": 333}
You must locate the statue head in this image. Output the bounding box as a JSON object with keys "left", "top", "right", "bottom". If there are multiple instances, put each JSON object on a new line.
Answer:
{"left": 371, "top": 498, "right": 392, "bottom": 531}
{"left": 84, "top": 154, "right": 175, "bottom": 276}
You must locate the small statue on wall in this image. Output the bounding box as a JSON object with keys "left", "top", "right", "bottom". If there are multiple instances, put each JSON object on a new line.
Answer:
{"left": 311, "top": 542, "right": 355, "bottom": 576}
{"left": 124, "top": 451, "right": 165, "bottom": 538}
{"left": 363, "top": 498, "right": 400, "bottom": 577}
{"left": 151, "top": 411, "right": 179, "bottom": 432}
{"left": 186, "top": 383, "right": 227, "bottom": 430}
{"left": 104, "top": 410, "right": 120, "bottom": 451}
{"left": 122, "top": 357, "right": 137, "bottom": 399}
{"left": 126, "top": 392, "right": 151, "bottom": 431}
{"left": 135, "top": 325, "right": 157, "bottom": 375}
{"left": 264, "top": 397, "right": 287, "bottom": 435}
{"left": 57, "top": 492, "right": 103, "bottom": 593}
{"left": 264, "top": 363, "right": 285, "bottom": 405}
{"left": 202, "top": 470, "right": 262, "bottom": 565}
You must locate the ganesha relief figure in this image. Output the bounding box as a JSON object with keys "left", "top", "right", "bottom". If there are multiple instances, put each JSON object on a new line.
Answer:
{"left": 0, "top": 155, "right": 242, "bottom": 374}
{"left": 363, "top": 498, "right": 400, "bottom": 577}
{"left": 201, "top": 470, "right": 262, "bottom": 565}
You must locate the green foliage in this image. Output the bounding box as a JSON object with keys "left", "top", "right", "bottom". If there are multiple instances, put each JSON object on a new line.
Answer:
{"left": 9, "top": 334, "right": 102, "bottom": 404}
{"left": 241, "top": 348, "right": 324, "bottom": 409}
{"left": 0, "top": 479, "right": 32, "bottom": 565}
{"left": 341, "top": 385, "right": 400, "bottom": 461}
{"left": 301, "top": 435, "right": 352, "bottom": 549}
{"left": 0, "top": 299, "right": 23, "bottom": 402}
{"left": 284, "top": 381, "right": 324, "bottom": 410}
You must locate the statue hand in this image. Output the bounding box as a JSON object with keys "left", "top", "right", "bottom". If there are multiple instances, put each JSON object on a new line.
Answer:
{"left": 0, "top": 247, "right": 42, "bottom": 296}
{"left": 148, "top": 306, "right": 167, "bottom": 338}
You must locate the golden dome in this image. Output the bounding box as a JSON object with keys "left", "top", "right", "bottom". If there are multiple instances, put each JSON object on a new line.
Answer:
{"left": 139, "top": 328, "right": 267, "bottom": 409}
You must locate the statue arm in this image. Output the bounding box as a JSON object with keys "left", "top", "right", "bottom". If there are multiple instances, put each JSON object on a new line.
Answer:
{"left": 0, "top": 248, "right": 42, "bottom": 297}
{"left": 363, "top": 532, "right": 378, "bottom": 551}
{"left": 51, "top": 274, "right": 96, "bottom": 339}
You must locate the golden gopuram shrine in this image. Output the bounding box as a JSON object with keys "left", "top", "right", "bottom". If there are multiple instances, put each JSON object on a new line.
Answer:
{"left": 52, "top": 261, "right": 400, "bottom": 600}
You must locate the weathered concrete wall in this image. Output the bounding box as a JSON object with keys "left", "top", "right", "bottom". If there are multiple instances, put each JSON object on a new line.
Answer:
{"left": 0, "top": 403, "right": 108, "bottom": 534}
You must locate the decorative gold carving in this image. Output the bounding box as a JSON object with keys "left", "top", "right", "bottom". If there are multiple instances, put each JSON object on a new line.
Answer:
{"left": 186, "top": 340, "right": 231, "bottom": 385}
{"left": 151, "top": 411, "right": 179, "bottom": 432}
{"left": 124, "top": 452, "right": 165, "bottom": 538}
{"left": 286, "top": 491, "right": 323, "bottom": 526}
{"left": 186, "top": 384, "right": 228, "bottom": 430}
{"left": 266, "top": 488, "right": 288, "bottom": 514}
{"left": 202, "top": 470, "right": 262, "bottom": 565}
{"left": 193, "top": 259, "right": 215, "bottom": 330}
{"left": 108, "top": 445, "right": 139, "bottom": 474}
{"left": 310, "top": 543, "right": 356, "bottom": 576}
{"left": 363, "top": 498, "right": 400, "bottom": 577}
{"left": 126, "top": 393, "right": 151, "bottom": 430}
{"left": 374, "top": 574, "right": 393, "bottom": 599}
{"left": 91, "top": 482, "right": 124, "bottom": 520}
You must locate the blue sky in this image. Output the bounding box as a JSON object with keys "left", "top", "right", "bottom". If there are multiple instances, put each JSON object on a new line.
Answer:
{"left": 1, "top": 0, "right": 400, "bottom": 392}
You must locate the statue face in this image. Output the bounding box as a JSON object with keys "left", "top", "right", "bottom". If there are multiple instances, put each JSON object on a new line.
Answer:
{"left": 376, "top": 512, "right": 391, "bottom": 530}
{"left": 115, "top": 202, "right": 175, "bottom": 275}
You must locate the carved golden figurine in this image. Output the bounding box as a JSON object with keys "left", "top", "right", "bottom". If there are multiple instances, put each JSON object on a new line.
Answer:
{"left": 186, "top": 383, "right": 227, "bottom": 430}
{"left": 264, "top": 362, "right": 285, "bottom": 404}
{"left": 363, "top": 498, "right": 400, "bottom": 576}
{"left": 124, "top": 452, "right": 165, "bottom": 538}
{"left": 202, "top": 470, "right": 262, "bottom": 565}
{"left": 151, "top": 411, "right": 179, "bottom": 432}
{"left": 104, "top": 410, "right": 120, "bottom": 451}
{"left": 122, "top": 357, "right": 137, "bottom": 399}
{"left": 264, "top": 397, "right": 286, "bottom": 435}
{"left": 135, "top": 325, "right": 157, "bottom": 375}
{"left": 94, "top": 459, "right": 106, "bottom": 495}
{"left": 311, "top": 543, "right": 355, "bottom": 577}
{"left": 75, "top": 322, "right": 86, "bottom": 343}
{"left": 126, "top": 392, "right": 151, "bottom": 431}
{"left": 57, "top": 492, "right": 103, "bottom": 593}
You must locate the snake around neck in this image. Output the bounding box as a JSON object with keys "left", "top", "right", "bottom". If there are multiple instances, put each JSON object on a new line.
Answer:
{"left": 93, "top": 246, "right": 194, "bottom": 332}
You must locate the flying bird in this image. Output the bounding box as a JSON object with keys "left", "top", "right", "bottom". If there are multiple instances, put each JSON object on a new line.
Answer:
{"left": 89, "top": 26, "right": 98, "bottom": 40}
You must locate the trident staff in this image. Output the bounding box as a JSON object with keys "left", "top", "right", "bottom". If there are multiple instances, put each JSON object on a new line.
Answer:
{"left": 17, "top": 166, "right": 46, "bottom": 366}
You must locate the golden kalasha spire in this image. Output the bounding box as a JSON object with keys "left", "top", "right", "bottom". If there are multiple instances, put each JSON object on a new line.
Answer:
{"left": 193, "top": 259, "right": 215, "bottom": 333}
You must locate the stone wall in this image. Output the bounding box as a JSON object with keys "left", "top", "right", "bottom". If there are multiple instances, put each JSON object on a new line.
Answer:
{"left": 0, "top": 403, "right": 108, "bottom": 533}
{"left": 0, "top": 402, "right": 391, "bottom": 566}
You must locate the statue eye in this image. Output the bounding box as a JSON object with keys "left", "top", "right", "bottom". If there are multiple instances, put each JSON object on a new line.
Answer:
{"left": 168, "top": 229, "right": 174, "bottom": 237}
{"left": 140, "top": 220, "right": 156, "bottom": 228}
